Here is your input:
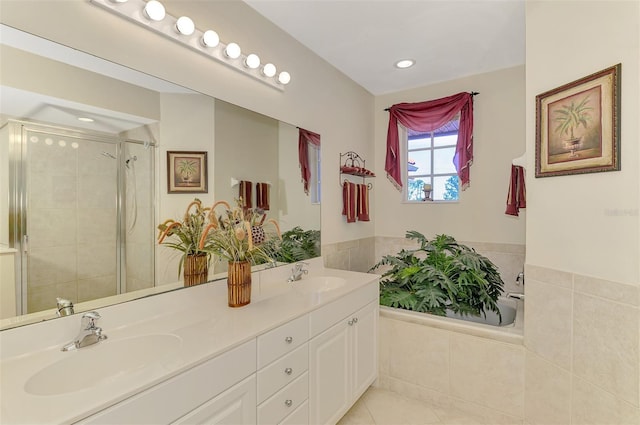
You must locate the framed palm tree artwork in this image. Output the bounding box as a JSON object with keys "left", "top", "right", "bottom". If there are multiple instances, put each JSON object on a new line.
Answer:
{"left": 535, "top": 64, "right": 621, "bottom": 177}
{"left": 167, "top": 151, "right": 208, "bottom": 193}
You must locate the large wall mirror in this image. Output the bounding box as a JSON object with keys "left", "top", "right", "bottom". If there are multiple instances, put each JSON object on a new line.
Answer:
{"left": 0, "top": 24, "right": 321, "bottom": 330}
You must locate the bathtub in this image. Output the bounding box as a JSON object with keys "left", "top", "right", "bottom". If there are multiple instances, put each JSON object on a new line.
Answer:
{"left": 378, "top": 296, "right": 525, "bottom": 421}
{"left": 380, "top": 296, "right": 524, "bottom": 344}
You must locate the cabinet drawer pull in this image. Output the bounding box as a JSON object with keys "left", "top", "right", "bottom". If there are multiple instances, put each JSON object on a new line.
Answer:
{"left": 285, "top": 399, "right": 293, "bottom": 407}
{"left": 284, "top": 367, "right": 293, "bottom": 375}
{"left": 285, "top": 336, "right": 293, "bottom": 343}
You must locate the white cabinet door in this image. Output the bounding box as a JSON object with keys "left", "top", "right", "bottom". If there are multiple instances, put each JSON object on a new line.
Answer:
{"left": 308, "top": 320, "right": 350, "bottom": 425}
{"left": 172, "top": 375, "right": 256, "bottom": 425}
{"left": 309, "top": 300, "right": 378, "bottom": 425}
{"left": 351, "top": 301, "right": 378, "bottom": 400}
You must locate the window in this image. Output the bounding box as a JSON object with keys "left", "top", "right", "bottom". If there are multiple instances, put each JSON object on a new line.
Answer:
{"left": 309, "top": 143, "right": 321, "bottom": 204}
{"left": 404, "top": 118, "right": 460, "bottom": 202}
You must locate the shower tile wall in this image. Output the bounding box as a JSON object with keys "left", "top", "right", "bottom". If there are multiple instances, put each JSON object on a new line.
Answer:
{"left": 124, "top": 142, "right": 154, "bottom": 292}
{"left": 27, "top": 134, "right": 117, "bottom": 313}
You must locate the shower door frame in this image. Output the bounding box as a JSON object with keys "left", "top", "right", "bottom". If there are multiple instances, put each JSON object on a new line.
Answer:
{"left": 7, "top": 120, "right": 155, "bottom": 316}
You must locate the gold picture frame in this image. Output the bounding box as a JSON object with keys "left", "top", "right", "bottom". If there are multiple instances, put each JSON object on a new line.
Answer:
{"left": 167, "top": 151, "right": 208, "bottom": 193}
{"left": 535, "top": 64, "right": 621, "bottom": 178}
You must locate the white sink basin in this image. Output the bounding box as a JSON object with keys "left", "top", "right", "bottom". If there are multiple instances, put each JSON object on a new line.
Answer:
{"left": 296, "top": 276, "right": 347, "bottom": 293}
{"left": 25, "top": 334, "right": 181, "bottom": 396}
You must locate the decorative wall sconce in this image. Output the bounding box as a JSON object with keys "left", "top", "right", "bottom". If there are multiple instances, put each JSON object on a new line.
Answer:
{"left": 90, "top": 0, "right": 291, "bottom": 90}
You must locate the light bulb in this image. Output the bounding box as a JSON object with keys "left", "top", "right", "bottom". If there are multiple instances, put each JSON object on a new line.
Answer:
{"left": 175, "top": 16, "right": 195, "bottom": 35}
{"left": 394, "top": 59, "right": 415, "bottom": 69}
{"left": 109, "top": 0, "right": 129, "bottom": 3}
{"left": 144, "top": 0, "right": 165, "bottom": 21}
{"left": 201, "top": 30, "right": 219, "bottom": 47}
{"left": 262, "top": 63, "right": 276, "bottom": 77}
{"left": 224, "top": 42, "right": 241, "bottom": 59}
{"left": 277, "top": 71, "right": 291, "bottom": 85}
{"left": 244, "top": 53, "right": 260, "bottom": 69}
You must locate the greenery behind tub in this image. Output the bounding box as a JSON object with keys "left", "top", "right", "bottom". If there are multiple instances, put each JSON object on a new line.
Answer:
{"left": 371, "top": 231, "right": 505, "bottom": 322}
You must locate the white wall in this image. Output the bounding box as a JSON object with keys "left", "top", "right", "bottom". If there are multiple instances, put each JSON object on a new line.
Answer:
{"left": 526, "top": 0, "right": 639, "bottom": 285}
{"left": 0, "top": 0, "right": 375, "bottom": 247}
{"left": 374, "top": 66, "right": 526, "bottom": 245}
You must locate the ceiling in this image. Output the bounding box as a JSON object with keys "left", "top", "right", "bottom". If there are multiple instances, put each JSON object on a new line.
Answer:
{"left": 244, "top": 0, "right": 526, "bottom": 95}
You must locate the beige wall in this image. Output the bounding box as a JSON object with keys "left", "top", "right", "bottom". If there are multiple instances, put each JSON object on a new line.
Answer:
{"left": 373, "top": 65, "right": 526, "bottom": 246}
{"left": 0, "top": 0, "right": 375, "bottom": 247}
{"left": 524, "top": 1, "right": 640, "bottom": 423}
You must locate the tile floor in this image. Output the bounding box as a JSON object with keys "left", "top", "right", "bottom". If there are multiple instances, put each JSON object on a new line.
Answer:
{"left": 337, "top": 387, "right": 499, "bottom": 425}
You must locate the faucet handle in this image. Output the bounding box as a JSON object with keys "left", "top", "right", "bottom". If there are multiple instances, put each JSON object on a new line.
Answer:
{"left": 81, "top": 311, "right": 101, "bottom": 329}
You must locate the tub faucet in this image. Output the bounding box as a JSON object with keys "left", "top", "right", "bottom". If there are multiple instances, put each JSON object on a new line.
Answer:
{"left": 506, "top": 292, "right": 525, "bottom": 301}
{"left": 287, "top": 262, "right": 309, "bottom": 282}
{"left": 61, "top": 311, "right": 107, "bottom": 352}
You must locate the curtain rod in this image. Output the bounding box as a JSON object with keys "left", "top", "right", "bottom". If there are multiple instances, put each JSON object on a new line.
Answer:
{"left": 384, "top": 91, "right": 479, "bottom": 111}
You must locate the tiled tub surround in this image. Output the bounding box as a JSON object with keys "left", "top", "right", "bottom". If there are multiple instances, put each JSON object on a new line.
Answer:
{"left": 0, "top": 258, "right": 379, "bottom": 424}
{"left": 378, "top": 302, "right": 525, "bottom": 424}
{"left": 523, "top": 264, "right": 640, "bottom": 425}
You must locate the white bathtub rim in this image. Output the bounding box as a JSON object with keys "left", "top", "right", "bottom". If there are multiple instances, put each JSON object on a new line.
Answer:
{"left": 380, "top": 303, "right": 524, "bottom": 346}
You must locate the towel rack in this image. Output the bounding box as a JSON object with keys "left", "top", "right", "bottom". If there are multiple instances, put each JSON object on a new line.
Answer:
{"left": 339, "top": 151, "right": 375, "bottom": 189}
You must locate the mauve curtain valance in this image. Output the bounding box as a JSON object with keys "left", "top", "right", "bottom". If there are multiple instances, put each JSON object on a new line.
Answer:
{"left": 385, "top": 92, "right": 474, "bottom": 190}
{"left": 298, "top": 128, "right": 321, "bottom": 195}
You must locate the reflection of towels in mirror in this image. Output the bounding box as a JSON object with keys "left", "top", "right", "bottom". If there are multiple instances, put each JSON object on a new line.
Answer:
{"left": 256, "top": 182, "right": 270, "bottom": 210}
{"left": 505, "top": 165, "right": 526, "bottom": 217}
{"left": 239, "top": 180, "right": 252, "bottom": 208}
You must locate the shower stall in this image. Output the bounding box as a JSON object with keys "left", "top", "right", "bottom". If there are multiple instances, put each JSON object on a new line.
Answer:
{"left": 4, "top": 120, "right": 155, "bottom": 315}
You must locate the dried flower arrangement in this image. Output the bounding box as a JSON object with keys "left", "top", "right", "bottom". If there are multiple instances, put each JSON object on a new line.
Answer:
{"left": 157, "top": 198, "right": 282, "bottom": 270}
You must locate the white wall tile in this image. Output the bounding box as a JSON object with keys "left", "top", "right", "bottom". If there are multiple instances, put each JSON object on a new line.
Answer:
{"left": 523, "top": 278, "right": 572, "bottom": 370}
{"left": 573, "top": 293, "right": 639, "bottom": 406}
{"left": 572, "top": 377, "right": 640, "bottom": 425}
{"left": 524, "top": 350, "right": 571, "bottom": 425}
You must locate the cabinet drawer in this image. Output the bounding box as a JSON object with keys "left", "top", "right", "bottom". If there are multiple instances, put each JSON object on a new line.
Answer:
{"left": 309, "top": 281, "right": 378, "bottom": 337}
{"left": 257, "top": 372, "right": 308, "bottom": 425}
{"left": 257, "top": 315, "right": 308, "bottom": 368}
{"left": 257, "top": 343, "right": 308, "bottom": 404}
{"left": 279, "top": 400, "right": 308, "bottom": 425}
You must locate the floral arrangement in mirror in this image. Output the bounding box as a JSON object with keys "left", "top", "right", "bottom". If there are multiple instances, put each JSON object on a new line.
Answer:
{"left": 157, "top": 198, "right": 214, "bottom": 287}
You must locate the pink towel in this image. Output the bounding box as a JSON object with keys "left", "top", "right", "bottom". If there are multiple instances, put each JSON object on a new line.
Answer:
{"left": 342, "top": 181, "right": 356, "bottom": 223}
{"left": 256, "top": 182, "right": 270, "bottom": 210}
{"left": 239, "top": 180, "right": 252, "bottom": 209}
{"left": 357, "top": 184, "right": 370, "bottom": 221}
{"left": 505, "top": 165, "right": 526, "bottom": 216}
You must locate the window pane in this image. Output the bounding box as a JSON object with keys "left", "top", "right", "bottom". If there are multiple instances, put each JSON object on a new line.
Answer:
{"left": 433, "top": 133, "right": 458, "bottom": 148}
{"left": 408, "top": 150, "right": 431, "bottom": 176}
{"left": 433, "top": 147, "right": 457, "bottom": 174}
{"left": 408, "top": 136, "right": 430, "bottom": 150}
{"left": 407, "top": 178, "right": 429, "bottom": 201}
{"left": 433, "top": 175, "right": 459, "bottom": 201}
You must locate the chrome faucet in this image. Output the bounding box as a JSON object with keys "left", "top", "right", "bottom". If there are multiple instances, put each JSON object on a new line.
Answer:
{"left": 61, "top": 311, "right": 107, "bottom": 352}
{"left": 287, "top": 262, "right": 309, "bottom": 282}
{"left": 56, "top": 297, "right": 74, "bottom": 317}
{"left": 506, "top": 292, "right": 525, "bottom": 301}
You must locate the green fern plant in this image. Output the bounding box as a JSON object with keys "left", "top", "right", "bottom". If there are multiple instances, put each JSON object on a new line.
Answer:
{"left": 370, "top": 231, "right": 504, "bottom": 321}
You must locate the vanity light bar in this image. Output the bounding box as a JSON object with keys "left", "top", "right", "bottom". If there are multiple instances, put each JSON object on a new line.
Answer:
{"left": 90, "top": 0, "right": 290, "bottom": 91}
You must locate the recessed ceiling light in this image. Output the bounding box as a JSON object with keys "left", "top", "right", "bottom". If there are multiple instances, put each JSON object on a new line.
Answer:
{"left": 395, "top": 59, "right": 415, "bottom": 69}
{"left": 78, "top": 117, "right": 94, "bottom": 122}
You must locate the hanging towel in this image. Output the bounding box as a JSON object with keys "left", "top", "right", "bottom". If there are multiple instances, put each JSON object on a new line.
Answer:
{"left": 342, "top": 181, "right": 356, "bottom": 223}
{"left": 256, "top": 182, "right": 270, "bottom": 210}
{"left": 505, "top": 165, "right": 526, "bottom": 216}
{"left": 357, "top": 184, "right": 370, "bottom": 221}
{"left": 239, "top": 180, "right": 252, "bottom": 209}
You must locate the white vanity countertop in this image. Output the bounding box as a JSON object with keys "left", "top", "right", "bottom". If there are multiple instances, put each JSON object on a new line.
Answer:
{"left": 0, "top": 258, "right": 380, "bottom": 424}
